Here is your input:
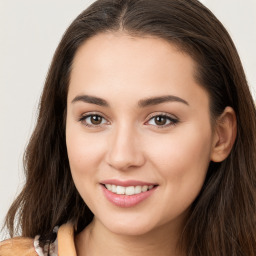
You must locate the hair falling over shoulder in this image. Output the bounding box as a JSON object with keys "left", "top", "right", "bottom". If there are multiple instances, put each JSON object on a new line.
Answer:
{"left": 4, "top": 0, "right": 256, "bottom": 255}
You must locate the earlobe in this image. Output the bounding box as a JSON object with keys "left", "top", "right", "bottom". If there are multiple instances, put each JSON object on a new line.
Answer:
{"left": 211, "top": 107, "right": 237, "bottom": 162}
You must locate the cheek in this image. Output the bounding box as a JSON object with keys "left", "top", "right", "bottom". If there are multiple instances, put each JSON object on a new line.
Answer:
{"left": 65, "top": 123, "right": 106, "bottom": 196}
{"left": 148, "top": 124, "right": 212, "bottom": 207}
{"left": 150, "top": 127, "right": 211, "bottom": 170}
{"left": 66, "top": 126, "right": 104, "bottom": 172}
{"left": 66, "top": 129, "right": 106, "bottom": 208}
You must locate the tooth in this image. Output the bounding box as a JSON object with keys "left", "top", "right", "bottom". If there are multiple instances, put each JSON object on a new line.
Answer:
{"left": 116, "top": 186, "right": 125, "bottom": 195}
{"left": 142, "top": 185, "right": 148, "bottom": 192}
{"left": 105, "top": 184, "right": 112, "bottom": 191}
{"left": 125, "top": 186, "right": 135, "bottom": 195}
{"left": 135, "top": 186, "right": 142, "bottom": 194}
{"left": 105, "top": 184, "right": 155, "bottom": 195}
{"left": 112, "top": 185, "right": 117, "bottom": 193}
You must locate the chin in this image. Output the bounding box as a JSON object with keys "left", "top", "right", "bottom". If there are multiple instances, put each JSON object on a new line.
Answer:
{"left": 110, "top": 225, "right": 154, "bottom": 236}
{"left": 100, "top": 215, "right": 158, "bottom": 236}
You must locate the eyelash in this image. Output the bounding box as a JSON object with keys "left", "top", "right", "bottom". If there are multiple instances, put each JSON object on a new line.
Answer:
{"left": 79, "top": 112, "right": 179, "bottom": 129}
{"left": 79, "top": 112, "right": 109, "bottom": 128}
{"left": 146, "top": 113, "right": 179, "bottom": 128}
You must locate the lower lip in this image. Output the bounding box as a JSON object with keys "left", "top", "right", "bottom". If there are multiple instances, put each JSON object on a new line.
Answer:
{"left": 101, "top": 185, "right": 157, "bottom": 208}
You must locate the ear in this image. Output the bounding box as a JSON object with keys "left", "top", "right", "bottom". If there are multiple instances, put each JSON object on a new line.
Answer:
{"left": 211, "top": 106, "right": 237, "bottom": 162}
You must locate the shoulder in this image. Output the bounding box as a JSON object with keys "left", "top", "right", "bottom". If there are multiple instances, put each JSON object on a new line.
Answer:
{"left": 0, "top": 236, "right": 37, "bottom": 256}
{"left": 0, "top": 223, "right": 76, "bottom": 256}
{"left": 58, "top": 223, "right": 77, "bottom": 255}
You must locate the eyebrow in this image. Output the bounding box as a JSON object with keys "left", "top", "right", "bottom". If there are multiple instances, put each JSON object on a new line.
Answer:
{"left": 138, "top": 95, "right": 189, "bottom": 107}
{"left": 71, "top": 94, "right": 189, "bottom": 107}
{"left": 71, "top": 95, "right": 109, "bottom": 107}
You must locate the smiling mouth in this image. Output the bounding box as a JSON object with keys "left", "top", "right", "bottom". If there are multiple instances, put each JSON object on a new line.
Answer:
{"left": 102, "top": 184, "right": 157, "bottom": 196}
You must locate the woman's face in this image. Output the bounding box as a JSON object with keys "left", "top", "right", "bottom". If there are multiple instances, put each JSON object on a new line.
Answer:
{"left": 66, "top": 32, "right": 216, "bottom": 236}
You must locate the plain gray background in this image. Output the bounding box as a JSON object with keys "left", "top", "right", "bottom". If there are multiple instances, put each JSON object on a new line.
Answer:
{"left": 1, "top": 0, "right": 255, "bottom": 239}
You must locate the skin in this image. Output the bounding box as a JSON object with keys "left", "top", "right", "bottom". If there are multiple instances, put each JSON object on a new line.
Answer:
{"left": 65, "top": 32, "right": 236, "bottom": 256}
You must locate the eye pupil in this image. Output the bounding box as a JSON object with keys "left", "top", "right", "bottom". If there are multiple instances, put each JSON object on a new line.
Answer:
{"left": 155, "top": 116, "right": 167, "bottom": 125}
{"left": 91, "top": 115, "right": 102, "bottom": 125}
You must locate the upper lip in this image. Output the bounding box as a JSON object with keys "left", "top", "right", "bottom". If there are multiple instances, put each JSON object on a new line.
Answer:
{"left": 100, "top": 179, "right": 158, "bottom": 187}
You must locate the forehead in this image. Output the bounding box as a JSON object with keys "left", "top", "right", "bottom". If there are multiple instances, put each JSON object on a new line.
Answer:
{"left": 68, "top": 32, "right": 209, "bottom": 110}
{"left": 71, "top": 32, "right": 190, "bottom": 79}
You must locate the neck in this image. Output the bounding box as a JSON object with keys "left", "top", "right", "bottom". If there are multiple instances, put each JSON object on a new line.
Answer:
{"left": 75, "top": 218, "right": 185, "bottom": 256}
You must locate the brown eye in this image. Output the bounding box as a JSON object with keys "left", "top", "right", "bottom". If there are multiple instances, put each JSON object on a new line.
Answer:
{"left": 90, "top": 115, "right": 103, "bottom": 125}
{"left": 80, "top": 114, "right": 108, "bottom": 127}
{"left": 147, "top": 114, "right": 179, "bottom": 127}
{"left": 155, "top": 116, "right": 168, "bottom": 126}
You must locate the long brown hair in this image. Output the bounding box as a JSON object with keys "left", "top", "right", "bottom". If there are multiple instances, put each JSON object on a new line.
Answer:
{"left": 5, "top": 0, "right": 256, "bottom": 255}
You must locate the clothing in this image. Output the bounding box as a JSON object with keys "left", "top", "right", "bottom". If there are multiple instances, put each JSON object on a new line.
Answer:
{"left": 0, "top": 223, "right": 76, "bottom": 256}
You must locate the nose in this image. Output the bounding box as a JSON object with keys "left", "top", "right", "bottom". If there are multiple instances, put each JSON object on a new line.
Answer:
{"left": 106, "top": 124, "right": 145, "bottom": 171}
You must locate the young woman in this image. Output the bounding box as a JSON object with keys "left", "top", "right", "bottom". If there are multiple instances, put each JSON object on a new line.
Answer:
{"left": 1, "top": 0, "right": 255, "bottom": 255}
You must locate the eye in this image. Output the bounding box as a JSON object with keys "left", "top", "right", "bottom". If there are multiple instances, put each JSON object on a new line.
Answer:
{"left": 79, "top": 114, "right": 108, "bottom": 127}
{"left": 147, "top": 114, "right": 179, "bottom": 128}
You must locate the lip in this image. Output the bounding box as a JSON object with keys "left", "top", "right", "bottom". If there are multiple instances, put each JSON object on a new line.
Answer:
{"left": 100, "top": 179, "right": 157, "bottom": 187}
{"left": 100, "top": 182, "right": 158, "bottom": 208}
